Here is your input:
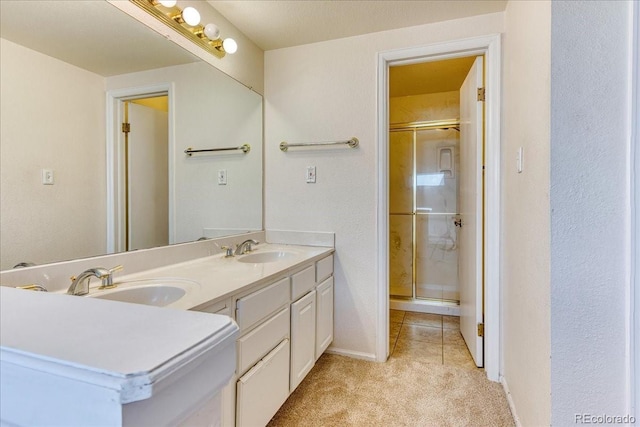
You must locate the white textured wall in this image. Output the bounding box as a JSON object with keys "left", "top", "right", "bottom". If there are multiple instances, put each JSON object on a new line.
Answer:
{"left": 0, "top": 38, "right": 106, "bottom": 270}
{"left": 550, "top": 1, "right": 633, "bottom": 423}
{"left": 106, "top": 62, "right": 263, "bottom": 244}
{"left": 264, "top": 13, "right": 504, "bottom": 359}
{"left": 502, "top": 1, "right": 551, "bottom": 425}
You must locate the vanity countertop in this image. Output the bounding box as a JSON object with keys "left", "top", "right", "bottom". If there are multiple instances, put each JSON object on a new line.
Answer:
{"left": 0, "top": 286, "right": 238, "bottom": 404}
{"left": 85, "top": 243, "right": 335, "bottom": 311}
{"left": 0, "top": 241, "right": 333, "bottom": 425}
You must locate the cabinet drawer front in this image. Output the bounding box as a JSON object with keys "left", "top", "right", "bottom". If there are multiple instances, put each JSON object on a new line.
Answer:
{"left": 236, "top": 339, "right": 290, "bottom": 427}
{"left": 237, "top": 306, "right": 290, "bottom": 375}
{"left": 291, "top": 265, "right": 315, "bottom": 301}
{"left": 316, "top": 254, "right": 334, "bottom": 283}
{"left": 236, "top": 277, "right": 290, "bottom": 331}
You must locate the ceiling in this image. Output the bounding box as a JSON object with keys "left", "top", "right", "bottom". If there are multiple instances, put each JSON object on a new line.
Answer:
{"left": 207, "top": 0, "right": 508, "bottom": 51}
{"left": 0, "top": 1, "right": 505, "bottom": 85}
{"left": 0, "top": 1, "right": 199, "bottom": 77}
{"left": 390, "top": 56, "right": 477, "bottom": 97}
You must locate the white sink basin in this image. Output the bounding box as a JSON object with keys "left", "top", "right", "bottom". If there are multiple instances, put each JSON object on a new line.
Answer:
{"left": 89, "top": 279, "right": 198, "bottom": 307}
{"left": 237, "top": 251, "right": 295, "bottom": 264}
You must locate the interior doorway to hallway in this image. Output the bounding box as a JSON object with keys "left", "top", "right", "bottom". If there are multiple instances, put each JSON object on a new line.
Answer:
{"left": 106, "top": 83, "right": 174, "bottom": 254}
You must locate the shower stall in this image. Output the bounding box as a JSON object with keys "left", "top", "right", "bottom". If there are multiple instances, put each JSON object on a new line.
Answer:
{"left": 389, "top": 120, "right": 461, "bottom": 305}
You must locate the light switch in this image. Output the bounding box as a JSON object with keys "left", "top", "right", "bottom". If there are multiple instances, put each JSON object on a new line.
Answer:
{"left": 42, "top": 169, "right": 54, "bottom": 185}
{"left": 218, "top": 169, "right": 227, "bottom": 185}
{"left": 516, "top": 147, "right": 523, "bottom": 173}
{"left": 306, "top": 166, "right": 316, "bottom": 183}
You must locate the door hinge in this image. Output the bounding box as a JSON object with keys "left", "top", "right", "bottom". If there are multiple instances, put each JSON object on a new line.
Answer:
{"left": 122, "top": 122, "right": 131, "bottom": 134}
{"left": 477, "top": 323, "right": 484, "bottom": 337}
{"left": 477, "top": 87, "right": 486, "bottom": 102}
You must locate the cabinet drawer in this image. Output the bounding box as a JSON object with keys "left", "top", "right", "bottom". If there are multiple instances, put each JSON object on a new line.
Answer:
{"left": 237, "top": 306, "right": 290, "bottom": 375}
{"left": 316, "top": 254, "right": 334, "bottom": 283}
{"left": 236, "top": 277, "right": 289, "bottom": 331}
{"left": 291, "top": 265, "right": 315, "bottom": 301}
{"left": 236, "top": 339, "right": 290, "bottom": 427}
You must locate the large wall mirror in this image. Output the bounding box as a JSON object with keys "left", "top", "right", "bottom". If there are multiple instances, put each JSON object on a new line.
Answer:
{"left": 0, "top": 1, "right": 263, "bottom": 270}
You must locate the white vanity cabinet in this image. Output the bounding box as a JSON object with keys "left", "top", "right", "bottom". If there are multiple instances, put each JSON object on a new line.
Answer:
{"left": 195, "top": 251, "right": 335, "bottom": 427}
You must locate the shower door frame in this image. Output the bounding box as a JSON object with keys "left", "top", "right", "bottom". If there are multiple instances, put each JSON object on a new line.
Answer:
{"left": 388, "top": 122, "right": 462, "bottom": 304}
{"left": 376, "top": 34, "right": 502, "bottom": 382}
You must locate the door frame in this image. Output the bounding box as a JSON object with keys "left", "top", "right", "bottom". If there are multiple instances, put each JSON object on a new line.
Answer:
{"left": 106, "top": 83, "right": 175, "bottom": 253}
{"left": 376, "top": 34, "right": 502, "bottom": 382}
{"left": 632, "top": 0, "right": 639, "bottom": 416}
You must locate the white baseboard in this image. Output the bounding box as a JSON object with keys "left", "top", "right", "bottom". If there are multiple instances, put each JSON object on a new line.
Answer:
{"left": 390, "top": 298, "right": 460, "bottom": 316}
{"left": 324, "top": 347, "right": 377, "bottom": 362}
{"left": 500, "top": 375, "right": 522, "bottom": 427}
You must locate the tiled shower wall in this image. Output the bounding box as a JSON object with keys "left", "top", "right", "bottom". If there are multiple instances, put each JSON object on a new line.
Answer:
{"left": 389, "top": 91, "right": 460, "bottom": 302}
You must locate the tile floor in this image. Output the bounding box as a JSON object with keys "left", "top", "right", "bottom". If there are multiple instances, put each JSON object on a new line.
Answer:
{"left": 389, "top": 309, "right": 477, "bottom": 370}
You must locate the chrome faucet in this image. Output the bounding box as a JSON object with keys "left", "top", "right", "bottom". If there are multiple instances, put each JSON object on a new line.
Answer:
{"left": 235, "top": 239, "right": 259, "bottom": 255}
{"left": 67, "top": 265, "right": 123, "bottom": 296}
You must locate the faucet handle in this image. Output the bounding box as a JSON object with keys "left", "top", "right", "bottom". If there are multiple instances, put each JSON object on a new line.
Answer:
{"left": 221, "top": 246, "right": 234, "bottom": 257}
{"left": 108, "top": 265, "right": 124, "bottom": 275}
{"left": 99, "top": 265, "right": 123, "bottom": 290}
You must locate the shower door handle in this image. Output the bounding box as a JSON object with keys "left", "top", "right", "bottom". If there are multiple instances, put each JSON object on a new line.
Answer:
{"left": 454, "top": 218, "right": 463, "bottom": 228}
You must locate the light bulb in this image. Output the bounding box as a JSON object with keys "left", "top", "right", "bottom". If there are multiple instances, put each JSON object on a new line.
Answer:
{"left": 204, "top": 23, "right": 220, "bottom": 40}
{"left": 158, "top": 0, "right": 176, "bottom": 7}
{"left": 222, "top": 38, "right": 237, "bottom": 54}
{"left": 181, "top": 7, "right": 200, "bottom": 26}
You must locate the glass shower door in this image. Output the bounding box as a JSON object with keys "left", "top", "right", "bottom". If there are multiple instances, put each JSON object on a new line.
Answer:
{"left": 389, "top": 130, "right": 413, "bottom": 298}
{"left": 415, "top": 129, "right": 459, "bottom": 302}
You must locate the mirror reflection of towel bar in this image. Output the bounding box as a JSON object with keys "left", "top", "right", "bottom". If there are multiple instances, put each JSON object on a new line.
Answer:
{"left": 279, "top": 137, "right": 359, "bottom": 152}
{"left": 184, "top": 144, "right": 250, "bottom": 156}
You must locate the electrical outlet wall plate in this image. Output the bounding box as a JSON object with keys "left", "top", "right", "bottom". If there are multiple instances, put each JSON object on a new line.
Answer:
{"left": 42, "top": 169, "right": 54, "bottom": 185}
{"left": 218, "top": 169, "right": 227, "bottom": 185}
{"left": 306, "top": 166, "right": 316, "bottom": 183}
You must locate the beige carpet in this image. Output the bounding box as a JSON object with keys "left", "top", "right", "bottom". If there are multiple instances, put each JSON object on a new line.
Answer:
{"left": 268, "top": 312, "right": 514, "bottom": 427}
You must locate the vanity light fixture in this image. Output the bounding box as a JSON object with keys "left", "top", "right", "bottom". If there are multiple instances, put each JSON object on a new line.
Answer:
{"left": 177, "top": 6, "right": 200, "bottom": 27}
{"left": 132, "top": 0, "right": 238, "bottom": 58}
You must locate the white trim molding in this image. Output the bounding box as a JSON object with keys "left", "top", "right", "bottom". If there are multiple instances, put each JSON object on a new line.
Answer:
{"left": 632, "top": 0, "right": 640, "bottom": 418}
{"left": 376, "top": 34, "right": 502, "bottom": 382}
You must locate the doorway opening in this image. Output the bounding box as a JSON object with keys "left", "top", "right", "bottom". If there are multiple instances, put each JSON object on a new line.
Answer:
{"left": 388, "top": 55, "right": 485, "bottom": 367}
{"left": 121, "top": 96, "right": 169, "bottom": 251}
{"left": 106, "top": 83, "right": 174, "bottom": 254}
{"left": 377, "top": 35, "right": 502, "bottom": 381}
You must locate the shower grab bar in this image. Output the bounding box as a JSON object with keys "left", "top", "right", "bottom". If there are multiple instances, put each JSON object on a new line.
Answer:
{"left": 185, "top": 144, "right": 250, "bottom": 156}
{"left": 279, "top": 137, "right": 359, "bottom": 152}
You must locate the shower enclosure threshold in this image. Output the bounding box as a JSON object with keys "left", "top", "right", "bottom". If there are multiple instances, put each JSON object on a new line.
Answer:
{"left": 390, "top": 297, "right": 460, "bottom": 316}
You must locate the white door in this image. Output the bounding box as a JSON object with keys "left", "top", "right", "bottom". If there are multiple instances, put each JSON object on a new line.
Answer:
{"left": 290, "top": 290, "right": 316, "bottom": 392}
{"left": 128, "top": 102, "right": 168, "bottom": 251}
{"left": 458, "top": 56, "right": 484, "bottom": 367}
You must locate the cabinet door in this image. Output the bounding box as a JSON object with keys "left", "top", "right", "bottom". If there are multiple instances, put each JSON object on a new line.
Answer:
{"left": 290, "top": 290, "right": 316, "bottom": 392}
{"left": 315, "top": 277, "right": 334, "bottom": 360}
{"left": 236, "top": 339, "right": 290, "bottom": 427}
